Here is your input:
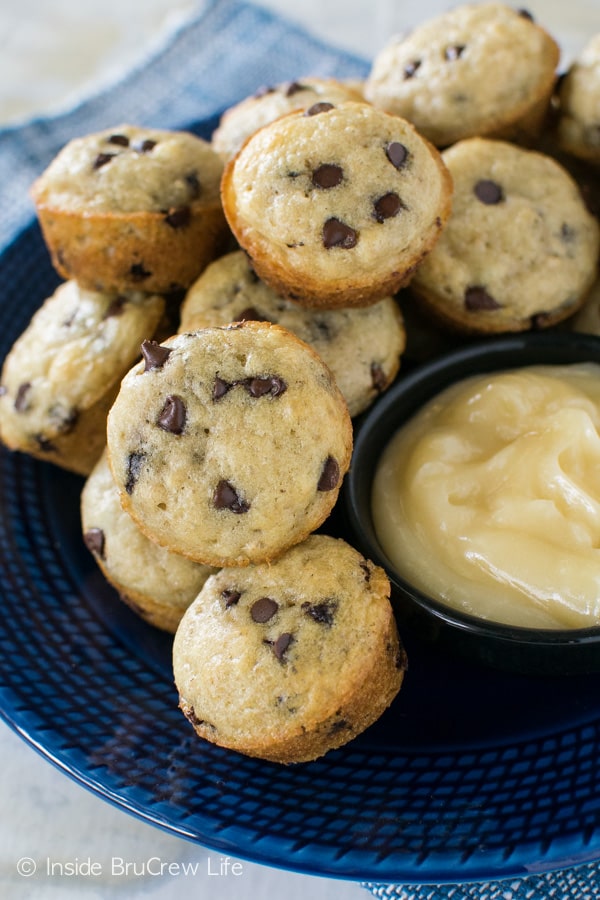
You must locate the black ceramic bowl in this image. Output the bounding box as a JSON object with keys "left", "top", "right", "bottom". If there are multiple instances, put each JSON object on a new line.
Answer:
{"left": 343, "top": 331, "right": 600, "bottom": 676}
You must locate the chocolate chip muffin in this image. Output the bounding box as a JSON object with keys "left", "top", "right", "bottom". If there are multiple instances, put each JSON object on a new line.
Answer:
{"left": 221, "top": 101, "right": 452, "bottom": 308}
{"left": 106, "top": 322, "right": 353, "bottom": 567}
{"left": 410, "top": 137, "right": 600, "bottom": 334}
{"left": 557, "top": 33, "right": 600, "bottom": 165}
{"left": 0, "top": 280, "right": 165, "bottom": 475}
{"left": 30, "top": 125, "right": 229, "bottom": 294}
{"left": 364, "top": 3, "right": 560, "bottom": 148}
{"left": 212, "top": 77, "right": 364, "bottom": 161}
{"left": 173, "top": 534, "right": 406, "bottom": 764}
{"left": 81, "top": 450, "right": 216, "bottom": 633}
{"left": 179, "top": 250, "right": 405, "bottom": 416}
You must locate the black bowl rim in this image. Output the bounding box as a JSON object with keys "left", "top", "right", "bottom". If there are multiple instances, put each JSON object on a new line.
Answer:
{"left": 344, "top": 330, "right": 600, "bottom": 648}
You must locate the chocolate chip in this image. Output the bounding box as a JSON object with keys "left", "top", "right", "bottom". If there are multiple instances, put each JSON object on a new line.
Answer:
{"left": 130, "top": 262, "right": 152, "bottom": 281}
{"left": 125, "top": 451, "right": 146, "bottom": 494}
{"left": 165, "top": 206, "right": 191, "bottom": 229}
{"left": 329, "top": 719, "right": 350, "bottom": 734}
{"left": 360, "top": 559, "right": 372, "bottom": 583}
{"left": 302, "top": 599, "right": 338, "bottom": 626}
{"left": 317, "top": 456, "right": 340, "bottom": 491}
{"left": 284, "top": 81, "right": 307, "bottom": 96}
{"left": 136, "top": 138, "right": 157, "bottom": 153}
{"left": 141, "top": 340, "right": 172, "bottom": 371}
{"left": 103, "top": 296, "right": 126, "bottom": 318}
{"left": 305, "top": 102, "right": 334, "bottom": 116}
{"left": 185, "top": 172, "right": 201, "bottom": 200}
{"left": 561, "top": 223, "right": 576, "bottom": 242}
{"left": 312, "top": 317, "right": 331, "bottom": 341}
{"left": 157, "top": 395, "right": 186, "bottom": 434}
{"left": 84, "top": 527, "right": 105, "bottom": 558}
{"left": 222, "top": 589, "right": 241, "bottom": 608}
{"left": 213, "top": 480, "right": 250, "bottom": 513}
{"left": 14, "top": 382, "right": 31, "bottom": 412}
{"left": 214, "top": 374, "right": 287, "bottom": 399}
{"left": 48, "top": 404, "right": 78, "bottom": 433}
{"left": 251, "top": 597, "right": 279, "bottom": 623}
{"left": 93, "top": 152, "right": 116, "bottom": 170}
{"left": 276, "top": 694, "right": 298, "bottom": 713}
{"left": 234, "top": 307, "right": 269, "bottom": 323}
{"left": 107, "top": 134, "right": 129, "bottom": 147}
{"left": 386, "top": 141, "right": 409, "bottom": 170}
{"left": 184, "top": 705, "right": 200, "bottom": 727}
{"left": 530, "top": 311, "right": 553, "bottom": 329}
{"left": 474, "top": 179, "right": 504, "bottom": 205}
{"left": 34, "top": 434, "right": 56, "bottom": 453}
{"left": 517, "top": 8, "right": 534, "bottom": 21}
{"left": 374, "top": 192, "right": 403, "bottom": 222}
{"left": 183, "top": 705, "right": 216, "bottom": 731}
{"left": 464, "top": 286, "right": 502, "bottom": 311}
{"left": 253, "top": 85, "right": 275, "bottom": 98}
{"left": 395, "top": 644, "right": 408, "bottom": 670}
{"left": 322, "top": 218, "right": 358, "bottom": 249}
{"left": 246, "top": 376, "right": 287, "bottom": 398}
{"left": 445, "top": 44, "right": 466, "bottom": 60}
{"left": 403, "top": 59, "right": 421, "bottom": 79}
{"left": 371, "top": 362, "right": 388, "bottom": 392}
{"left": 271, "top": 632, "right": 293, "bottom": 661}
{"left": 213, "top": 377, "right": 231, "bottom": 400}
{"left": 312, "top": 164, "right": 343, "bottom": 189}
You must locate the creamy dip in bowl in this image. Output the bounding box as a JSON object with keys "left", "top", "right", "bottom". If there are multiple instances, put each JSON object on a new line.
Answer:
{"left": 344, "top": 332, "right": 600, "bottom": 674}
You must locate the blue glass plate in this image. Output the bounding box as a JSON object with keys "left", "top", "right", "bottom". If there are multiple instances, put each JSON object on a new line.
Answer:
{"left": 2, "top": 122, "right": 600, "bottom": 886}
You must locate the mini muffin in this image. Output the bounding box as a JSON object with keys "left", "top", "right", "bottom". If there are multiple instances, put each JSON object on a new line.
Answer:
{"left": 81, "top": 450, "right": 216, "bottom": 633}
{"left": 557, "top": 33, "right": 600, "bottom": 165}
{"left": 364, "top": 3, "right": 560, "bottom": 148}
{"left": 30, "top": 125, "right": 229, "bottom": 294}
{"left": 179, "top": 250, "right": 406, "bottom": 416}
{"left": 173, "top": 534, "right": 406, "bottom": 764}
{"left": 410, "top": 138, "right": 600, "bottom": 334}
{"left": 212, "top": 77, "right": 365, "bottom": 161}
{"left": 106, "top": 322, "right": 353, "bottom": 567}
{"left": 0, "top": 280, "right": 165, "bottom": 475}
{"left": 221, "top": 101, "right": 452, "bottom": 309}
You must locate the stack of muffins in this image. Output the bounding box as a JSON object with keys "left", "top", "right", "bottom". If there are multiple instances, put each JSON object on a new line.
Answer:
{"left": 1, "top": 2, "right": 599, "bottom": 763}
